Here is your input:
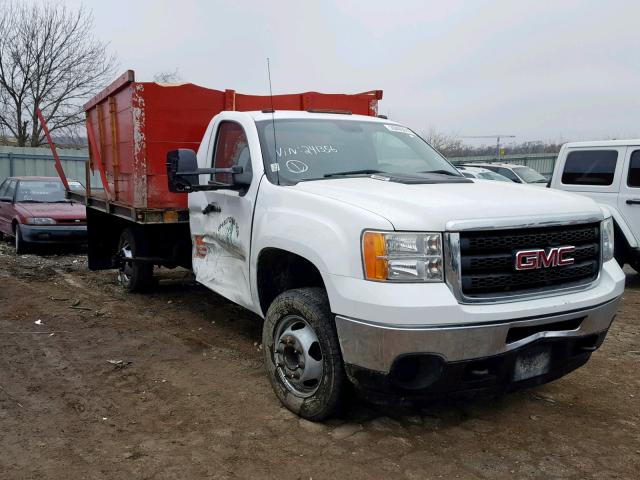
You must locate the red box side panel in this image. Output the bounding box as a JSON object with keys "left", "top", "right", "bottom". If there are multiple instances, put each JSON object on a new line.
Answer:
{"left": 86, "top": 85, "right": 136, "bottom": 206}
{"left": 138, "top": 83, "right": 227, "bottom": 208}
{"left": 114, "top": 86, "right": 134, "bottom": 206}
{"left": 235, "top": 92, "right": 379, "bottom": 116}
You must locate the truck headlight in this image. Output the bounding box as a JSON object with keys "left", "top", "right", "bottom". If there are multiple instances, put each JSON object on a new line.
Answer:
{"left": 601, "top": 217, "right": 614, "bottom": 262}
{"left": 362, "top": 231, "right": 443, "bottom": 282}
{"left": 26, "top": 217, "right": 56, "bottom": 225}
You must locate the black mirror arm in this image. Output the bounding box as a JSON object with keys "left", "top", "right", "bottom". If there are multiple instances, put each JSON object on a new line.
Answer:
{"left": 177, "top": 165, "right": 243, "bottom": 176}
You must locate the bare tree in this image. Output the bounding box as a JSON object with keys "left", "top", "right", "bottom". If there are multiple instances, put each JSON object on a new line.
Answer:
{"left": 153, "top": 68, "right": 183, "bottom": 83}
{"left": 423, "top": 127, "right": 463, "bottom": 156}
{"left": 0, "top": 1, "right": 116, "bottom": 147}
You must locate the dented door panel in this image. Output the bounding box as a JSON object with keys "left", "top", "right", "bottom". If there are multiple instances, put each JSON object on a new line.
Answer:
{"left": 189, "top": 114, "right": 262, "bottom": 311}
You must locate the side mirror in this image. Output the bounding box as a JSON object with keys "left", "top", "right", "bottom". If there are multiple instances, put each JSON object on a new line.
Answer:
{"left": 167, "top": 149, "right": 199, "bottom": 193}
{"left": 167, "top": 149, "right": 245, "bottom": 193}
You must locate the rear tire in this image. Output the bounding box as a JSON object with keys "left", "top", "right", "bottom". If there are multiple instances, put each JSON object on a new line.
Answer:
{"left": 117, "top": 227, "right": 153, "bottom": 292}
{"left": 14, "top": 224, "right": 29, "bottom": 255}
{"left": 262, "top": 287, "right": 346, "bottom": 421}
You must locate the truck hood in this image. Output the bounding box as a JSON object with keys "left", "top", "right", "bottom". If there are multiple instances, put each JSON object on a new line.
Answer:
{"left": 292, "top": 177, "right": 602, "bottom": 231}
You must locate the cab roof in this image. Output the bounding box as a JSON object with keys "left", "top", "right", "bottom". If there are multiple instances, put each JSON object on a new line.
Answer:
{"left": 564, "top": 139, "right": 640, "bottom": 148}
{"left": 243, "top": 110, "right": 398, "bottom": 124}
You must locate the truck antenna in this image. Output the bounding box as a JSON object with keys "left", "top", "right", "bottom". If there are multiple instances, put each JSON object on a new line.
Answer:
{"left": 267, "top": 58, "right": 280, "bottom": 185}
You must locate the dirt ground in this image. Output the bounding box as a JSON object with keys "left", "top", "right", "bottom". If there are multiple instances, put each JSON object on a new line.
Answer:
{"left": 0, "top": 240, "right": 638, "bottom": 480}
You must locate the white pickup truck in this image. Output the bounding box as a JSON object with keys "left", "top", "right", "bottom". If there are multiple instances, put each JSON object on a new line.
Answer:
{"left": 550, "top": 139, "right": 640, "bottom": 272}
{"left": 166, "top": 111, "right": 625, "bottom": 420}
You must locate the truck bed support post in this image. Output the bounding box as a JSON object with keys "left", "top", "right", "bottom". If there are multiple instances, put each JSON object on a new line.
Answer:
{"left": 36, "top": 107, "right": 70, "bottom": 191}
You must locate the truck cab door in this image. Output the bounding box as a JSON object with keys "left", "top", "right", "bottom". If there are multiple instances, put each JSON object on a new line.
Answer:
{"left": 189, "top": 118, "right": 260, "bottom": 311}
{"left": 617, "top": 147, "right": 640, "bottom": 246}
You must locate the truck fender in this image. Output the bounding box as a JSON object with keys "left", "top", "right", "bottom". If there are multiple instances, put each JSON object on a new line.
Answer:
{"left": 249, "top": 199, "right": 392, "bottom": 315}
{"left": 251, "top": 231, "right": 337, "bottom": 312}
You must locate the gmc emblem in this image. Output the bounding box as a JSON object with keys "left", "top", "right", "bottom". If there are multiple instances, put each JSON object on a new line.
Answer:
{"left": 515, "top": 246, "right": 576, "bottom": 271}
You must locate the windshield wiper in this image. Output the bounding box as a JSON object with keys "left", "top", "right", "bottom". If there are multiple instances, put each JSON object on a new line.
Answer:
{"left": 323, "top": 169, "right": 383, "bottom": 178}
{"left": 418, "top": 169, "right": 461, "bottom": 176}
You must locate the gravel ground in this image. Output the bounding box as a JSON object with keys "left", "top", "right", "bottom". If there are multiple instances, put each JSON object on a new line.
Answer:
{"left": 0, "top": 239, "right": 638, "bottom": 479}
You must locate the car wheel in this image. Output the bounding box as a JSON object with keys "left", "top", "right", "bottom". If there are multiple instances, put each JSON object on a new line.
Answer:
{"left": 262, "top": 287, "right": 346, "bottom": 421}
{"left": 14, "top": 224, "right": 29, "bottom": 254}
{"left": 117, "top": 227, "right": 153, "bottom": 292}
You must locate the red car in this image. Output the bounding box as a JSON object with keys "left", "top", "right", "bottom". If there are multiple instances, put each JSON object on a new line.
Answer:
{"left": 0, "top": 176, "right": 87, "bottom": 253}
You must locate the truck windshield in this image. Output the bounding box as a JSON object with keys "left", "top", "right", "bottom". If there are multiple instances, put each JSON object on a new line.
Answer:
{"left": 256, "top": 119, "right": 460, "bottom": 184}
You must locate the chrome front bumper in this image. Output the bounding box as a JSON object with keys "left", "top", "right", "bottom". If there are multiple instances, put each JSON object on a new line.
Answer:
{"left": 334, "top": 296, "right": 620, "bottom": 373}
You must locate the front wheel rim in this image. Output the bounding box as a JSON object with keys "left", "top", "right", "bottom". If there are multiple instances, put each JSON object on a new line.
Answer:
{"left": 118, "top": 241, "right": 133, "bottom": 285}
{"left": 273, "top": 315, "right": 324, "bottom": 398}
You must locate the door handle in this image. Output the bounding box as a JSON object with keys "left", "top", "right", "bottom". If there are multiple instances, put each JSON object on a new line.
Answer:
{"left": 202, "top": 202, "right": 221, "bottom": 215}
{"left": 626, "top": 199, "right": 640, "bottom": 205}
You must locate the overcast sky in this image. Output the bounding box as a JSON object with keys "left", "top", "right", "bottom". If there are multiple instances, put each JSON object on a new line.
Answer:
{"left": 65, "top": 0, "right": 640, "bottom": 146}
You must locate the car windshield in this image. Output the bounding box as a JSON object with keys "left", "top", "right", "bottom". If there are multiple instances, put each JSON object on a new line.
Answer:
{"left": 513, "top": 166, "right": 547, "bottom": 183}
{"left": 256, "top": 119, "right": 460, "bottom": 184}
{"left": 16, "top": 180, "right": 67, "bottom": 203}
{"left": 477, "top": 171, "right": 512, "bottom": 182}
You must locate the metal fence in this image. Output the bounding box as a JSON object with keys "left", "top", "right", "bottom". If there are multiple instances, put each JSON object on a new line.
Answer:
{"left": 1, "top": 146, "right": 559, "bottom": 186}
{"left": 449, "top": 153, "right": 558, "bottom": 178}
{"left": 0, "top": 146, "right": 95, "bottom": 185}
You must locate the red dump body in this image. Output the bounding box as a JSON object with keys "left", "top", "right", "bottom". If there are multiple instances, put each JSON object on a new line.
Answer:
{"left": 84, "top": 70, "right": 383, "bottom": 211}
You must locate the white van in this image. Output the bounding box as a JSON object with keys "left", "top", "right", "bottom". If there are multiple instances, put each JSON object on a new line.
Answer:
{"left": 550, "top": 140, "right": 640, "bottom": 272}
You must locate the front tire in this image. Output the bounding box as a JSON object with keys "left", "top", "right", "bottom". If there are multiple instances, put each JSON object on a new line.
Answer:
{"left": 262, "top": 287, "right": 346, "bottom": 421}
{"left": 14, "top": 224, "right": 29, "bottom": 255}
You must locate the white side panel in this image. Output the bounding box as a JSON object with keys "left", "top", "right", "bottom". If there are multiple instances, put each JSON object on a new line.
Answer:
{"left": 552, "top": 145, "right": 637, "bottom": 248}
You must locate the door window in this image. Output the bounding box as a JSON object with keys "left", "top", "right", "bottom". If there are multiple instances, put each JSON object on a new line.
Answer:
{"left": 562, "top": 150, "right": 618, "bottom": 186}
{"left": 3, "top": 180, "right": 16, "bottom": 200}
{"left": 212, "top": 122, "right": 251, "bottom": 185}
{"left": 0, "top": 180, "right": 8, "bottom": 198}
{"left": 628, "top": 150, "right": 640, "bottom": 187}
